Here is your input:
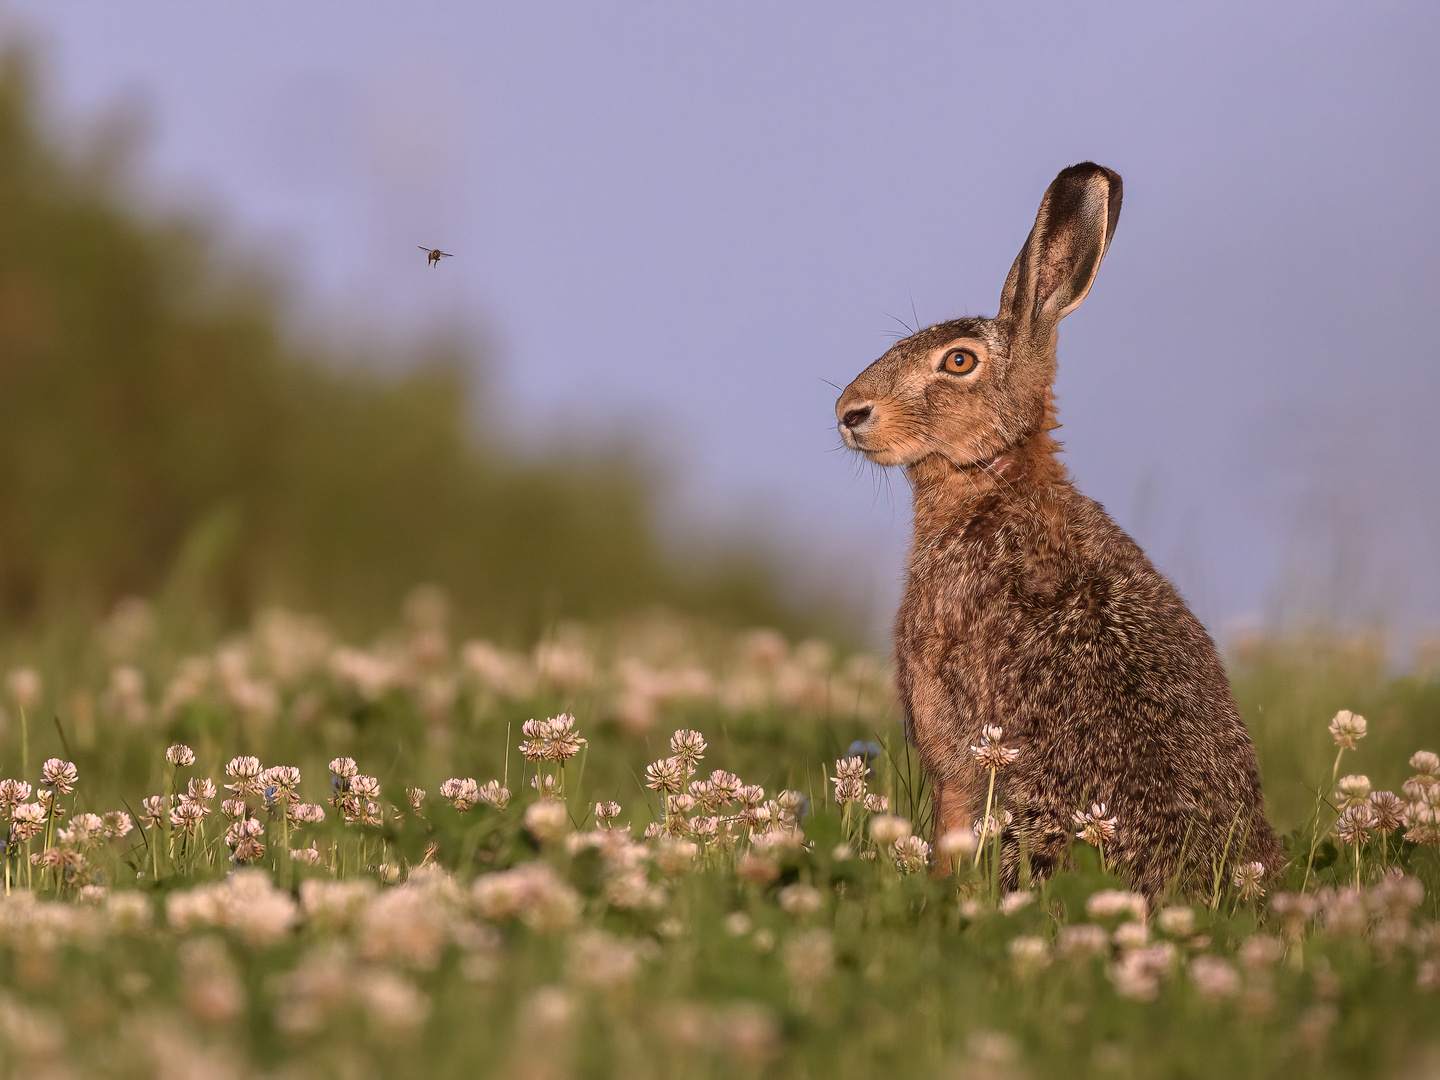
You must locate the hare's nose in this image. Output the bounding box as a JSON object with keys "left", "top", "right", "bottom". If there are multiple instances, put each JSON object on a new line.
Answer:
{"left": 841, "top": 406, "right": 873, "bottom": 430}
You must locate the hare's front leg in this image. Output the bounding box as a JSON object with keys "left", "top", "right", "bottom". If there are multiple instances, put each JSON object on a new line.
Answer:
{"left": 929, "top": 772, "right": 979, "bottom": 875}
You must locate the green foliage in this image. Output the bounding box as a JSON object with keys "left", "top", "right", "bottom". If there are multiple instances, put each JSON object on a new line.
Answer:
{"left": 0, "top": 47, "right": 815, "bottom": 640}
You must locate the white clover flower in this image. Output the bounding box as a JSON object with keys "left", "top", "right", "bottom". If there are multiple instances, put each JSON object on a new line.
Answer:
{"left": 170, "top": 800, "right": 206, "bottom": 836}
{"left": 969, "top": 727, "right": 1019, "bottom": 771}
{"left": 1334, "top": 803, "right": 1376, "bottom": 846}
{"left": 139, "top": 796, "right": 169, "bottom": 828}
{"left": 290, "top": 803, "right": 327, "bottom": 825}
{"left": 328, "top": 757, "right": 359, "bottom": 780}
{"left": 264, "top": 766, "right": 302, "bottom": 802}
{"left": 102, "top": 811, "right": 134, "bottom": 838}
{"left": 165, "top": 745, "right": 196, "bottom": 767}
{"left": 440, "top": 777, "right": 479, "bottom": 811}
{"left": 1000, "top": 891, "right": 1035, "bottom": 916}
{"left": 669, "top": 729, "right": 707, "bottom": 766}
{"left": 1189, "top": 956, "right": 1241, "bottom": 1001}
{"left": 892, "top": 834, "right": 931, "bottom": 874}
{"left": 869, "top": 814, "right": 911, "bottom": 847}
{"left": 1368, "top": 791, "right": 1406, "bottom": 831}
{"left": 862, "top": 793, "right": 889, "bottom": 814}
{"left": 351, "top": 775, "right": 381, "bottom": 799}
{"left": 1056, "top": 924, "right": 1110, "bottom": 959}
{"left": 478, "top": 780, "right": 510, "bottom": 809}
{"left": 1335, "top": 774, "right": 1371, "bottom": 807}
{"left": 1411, "top": 750, "right": 1440, "bottom": 778}
{"left": 1232, "top": 861, "right": 1267, "bottom": 901}
{"left": 777, "top": 883, "right": 823, "bottom": 916}
{"left": 406, "top": 787, "right": 426, "bottom": 812}
{"left": 709, "top": 770, "right": 743, "bottom": 803}
{"left": 4, "top": 667, "right": 41, "bottom": 710}
{"left": 1072, "top": 802, "right": 1118, "bottom": 846}
{"left": 1328, "top": 710, "right": 1366, "bottom": 750}
{"left": 1113, "top": 921, "right": 1150, "bottom": 950}
{"left": 0, "top": 779, "right": 32, "bottom": 811}
{"left": 737, "top": 784, "right": 765, "bottom": 808}
{"left": 1156, "top": 905, "right": 1196, "bottom": 937}
{"left": 937, "top": 827, "right": 978, "bottom": 860}
{"left": 224, "top": 756, "right": 263, "bottom": 796}
{"left": 1085, "top": 890, "right": 1147, "bottom": 922}
{"left": 40, "top": 758, "right": 78, "bottom": 793}
{"left": 525, "top": 800, "right": 570, "bottom": 843}
{"left": 644, "top": 757, "right": 687, "bottom": 795}
{"left": 594, "top": 801, "right": 622, "bottom": 826}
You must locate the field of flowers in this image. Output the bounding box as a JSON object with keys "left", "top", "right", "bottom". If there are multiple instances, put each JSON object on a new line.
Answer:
{"left": 0, "top": 595, "right": 1437, "bottom": 1080}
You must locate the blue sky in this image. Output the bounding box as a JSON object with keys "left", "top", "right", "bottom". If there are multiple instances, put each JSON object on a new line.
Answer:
{"left": 5, "top": 2, "right": 1438, "bottom": 647}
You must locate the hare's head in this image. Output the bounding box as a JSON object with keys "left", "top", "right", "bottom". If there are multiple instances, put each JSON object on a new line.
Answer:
{"left": 836, "top": 163, "right": 1122, "bottom": 469}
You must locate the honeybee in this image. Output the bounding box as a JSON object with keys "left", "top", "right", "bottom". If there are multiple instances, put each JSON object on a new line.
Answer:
{"left": 418, "top": 247, "right": 454, "bottom": 267}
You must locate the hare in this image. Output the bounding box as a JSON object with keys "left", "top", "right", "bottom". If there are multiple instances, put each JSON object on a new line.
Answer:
{"left": 835, "top": 163, "right": 1282, "bottom": 899}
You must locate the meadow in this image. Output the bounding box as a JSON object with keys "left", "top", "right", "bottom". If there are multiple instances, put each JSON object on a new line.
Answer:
{"left": 0, "top": 595, "right": 1436, "bottom": 1080}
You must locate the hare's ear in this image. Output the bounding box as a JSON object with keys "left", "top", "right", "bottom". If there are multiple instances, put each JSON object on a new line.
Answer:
{"left": 998, "top": 163, "right": 1122, "bottom": 335}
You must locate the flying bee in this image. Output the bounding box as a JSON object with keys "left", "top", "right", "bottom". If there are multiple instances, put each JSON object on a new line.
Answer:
{"left": 418, "top": 246, "right": 454, "bottom": 267}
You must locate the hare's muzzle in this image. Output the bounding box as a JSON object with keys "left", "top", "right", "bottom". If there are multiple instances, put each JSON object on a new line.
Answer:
{"left": 837, "top": 402, "right": 876, "bottom": 448}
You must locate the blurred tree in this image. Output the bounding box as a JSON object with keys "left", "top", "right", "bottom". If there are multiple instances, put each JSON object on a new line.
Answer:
{"left": 0, "top": 48, "right": 819, "bottom": 640}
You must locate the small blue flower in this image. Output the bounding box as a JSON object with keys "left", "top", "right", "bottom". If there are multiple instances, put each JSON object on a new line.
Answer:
{"left": 847, "top": 740, "right": 883, "bottom": 764}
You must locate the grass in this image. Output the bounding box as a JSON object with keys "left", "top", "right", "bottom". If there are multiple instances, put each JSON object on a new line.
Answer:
{"left": 0, "top": 603, "right": 1436, "bottom": 1080}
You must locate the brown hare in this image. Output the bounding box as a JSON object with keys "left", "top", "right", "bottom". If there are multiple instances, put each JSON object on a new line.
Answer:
{"left": 836, "top": 163, "right": 1282, "bottom": 899}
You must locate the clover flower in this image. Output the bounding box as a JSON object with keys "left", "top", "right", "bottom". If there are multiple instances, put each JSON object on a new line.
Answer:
{"left": 1336, "top": 775, "right": 1371, "bottom": 807}
{"left": 969, "top": 725, "right": 1019, "bottom": 771}
{"left": 1056, "top": 924, "right": 1110, "bottom": 959}
{"left": 264, "top": 766, "right": 302, "bottom": 803}
{"left": 863, "top": 793, "right": 889, "bottom": 813}
{"left": 406, "top": 787, "right": 426, "bottom": 812}
{"left": 1411, "top": 750, "right": 1439, "bottom": 779}
{"left": 892, "top": 834, "right": 931, "bottom": 873}
{"left": 669, "top": 729, "right": 707, "bottom": 766}
{"left": 525, "top": 800, "right": 569, "bottom": 843}
{"left": 937, "top": 827, "right": 978, "bottom": 860}
{"left": 165, "top": 745, "right": 195, "bottom": 767}
{"left": 10, "top": 802, "right": 46, "bottom": 840}
{"left": 1328, "top": 710, "right": 1366, "bottom": 750}
{"left": 736, "top": 784, "right": 765, "bottom": 808}
{"left": 869, "top": 814, "right": 911, "bottom": 847}
{"left": 290, "top": 803, "right": 327, "bottom": 825}
{"left": 170, "top": 800, "right": 206, "bottom": 836}
{"left": 140, "top": 796, "right": 169, "bottom": 829}
{"left": 1190, "top": 956, "right": 1242, "bottom": 1001}
{"left": 4, "top": 667, "right": 41, "bottom": 710}
{"left": 645, "top": 757, "right": 687, "bottom": 795}
{"left": 1086, "top": 890, "right": 1147, "bottom": 922}
{"left": 224, "top": 756, "right": 263, "bottom": 796}
{"left": 40, "top": 758, "right": 78, "bottom": 794}
{"left": 328, "top": 757, "right": 358, "bottom": 780}
{"left": 687, "top": 780, "right": 718, "bottom": 812}
{"left": 101, "top": 811, "right": 133, "bottom": 838}
{"left": 440, "top": 777, "right": 479, "bottom": 811}
{"left": 1073, "top": 802, "right": 1118, "bottom": 846}
{"left": 778, "top": 883, "right": 822, "bottom": 916}
{"left": 1156, "top": 905, "right": 1196, "bottom": 937}
{"left": 830, "top": 756, "right": 866, "bottom": 805}
{"left": 709, "top": 770, "right": 743, "bottom": 803}
{"left": 351, "top": 775, "right": 381, "bottom": 799}
{"left": 188, "top": 778, "right": 217, "bottom": 804}
{"left": 1232, "top": 861, "right": 1267, "bottom": 901}
{"left": 530, "top": 774, "right": 559, "bottom": 799}
{"left": 1334, "top": 803, "right": 1375, "bottom": 845}
{"left": 478, "top": 781, "right": 511, "bottom": 809}
{"left": 519, "top": 713, "right": 588, "bottom": 763}
{"left": 0, "top": 779, "right": 32, "bottom": 811}
{"left": 1368, "top": 790, "right": 1406, "bottom": 831}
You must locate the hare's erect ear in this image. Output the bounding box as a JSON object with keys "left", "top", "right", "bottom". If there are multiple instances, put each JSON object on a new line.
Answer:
{"left": 998, "top": 163, "right": 1122, "bottom": 334}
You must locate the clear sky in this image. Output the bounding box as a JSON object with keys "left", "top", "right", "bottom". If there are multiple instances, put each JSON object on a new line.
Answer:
{"left": 5, "top": 2, "right": 1438, "bottom": 648}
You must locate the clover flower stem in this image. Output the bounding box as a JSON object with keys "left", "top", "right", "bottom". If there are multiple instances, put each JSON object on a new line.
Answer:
{"left": 19, "top": 706, "right": 28, "bottom": 791}
{"left": 974, "top": 767, "right": 997, "bottom": 870}
{"left": 1302, "top": 747, "right": 1345, "bottom": 891}
{"left": 280, "top": 811, "right": 292, "bottom": 890}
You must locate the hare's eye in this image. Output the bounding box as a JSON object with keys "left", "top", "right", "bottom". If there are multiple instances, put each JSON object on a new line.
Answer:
{"left": 942, "top": 349, "right": 978, "bottom": 376}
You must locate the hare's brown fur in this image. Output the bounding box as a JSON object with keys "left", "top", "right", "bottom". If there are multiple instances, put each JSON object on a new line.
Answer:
{"left": 837, "top": 164, "right": 1281, "bottom": 898}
